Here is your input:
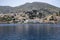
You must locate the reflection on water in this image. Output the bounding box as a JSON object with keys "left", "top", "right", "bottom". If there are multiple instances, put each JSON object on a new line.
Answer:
{"left": 0, "top": 24, "right": 60, "bottom": 40}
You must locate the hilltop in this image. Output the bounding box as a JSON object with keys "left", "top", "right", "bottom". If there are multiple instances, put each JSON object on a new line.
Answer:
{"left": 0, "top": 2, "right": 60, "bottom": 14}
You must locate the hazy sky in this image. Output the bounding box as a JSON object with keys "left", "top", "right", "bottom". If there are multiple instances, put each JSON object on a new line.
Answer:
{"left": 0, "top": 0, "right": 60, "bottom": 7}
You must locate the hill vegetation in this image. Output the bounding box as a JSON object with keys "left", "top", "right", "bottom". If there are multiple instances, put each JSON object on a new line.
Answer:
{"left": 0, "top": 2, "right": 60, "bottom": 14}
{"left": 0, "top": 2, "right": 60, "bottom": 23}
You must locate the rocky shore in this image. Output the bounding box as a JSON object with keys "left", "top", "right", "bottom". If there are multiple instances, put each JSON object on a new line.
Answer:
{"left": 0, "top": 10, "right": 60, "bottom": 24}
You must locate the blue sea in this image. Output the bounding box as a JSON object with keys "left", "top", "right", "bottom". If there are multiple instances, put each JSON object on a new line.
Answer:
{"left": 0, "top": 24, "right": 60, "bottom": 40}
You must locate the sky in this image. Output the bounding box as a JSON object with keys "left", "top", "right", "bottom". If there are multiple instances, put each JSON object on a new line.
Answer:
{"left": 0, "top": 0, "right": 60, "bottom": 7}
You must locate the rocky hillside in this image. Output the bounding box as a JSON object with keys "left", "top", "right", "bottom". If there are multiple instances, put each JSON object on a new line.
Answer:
{"left": 0, "top": 2, "right": 60, "bottom": 14}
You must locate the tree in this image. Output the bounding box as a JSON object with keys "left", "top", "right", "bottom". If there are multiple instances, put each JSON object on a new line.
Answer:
{"left": 0, "top": 15, "right": 12, "bottom": 21}
{"left": 37, "top": 12, "right": 43, "bottom": 18}
{"left": 59, "top": 11, "right": 60, "bottom": 16}
{"left": 56, "top": 13, "right": 58, "bottom": 16}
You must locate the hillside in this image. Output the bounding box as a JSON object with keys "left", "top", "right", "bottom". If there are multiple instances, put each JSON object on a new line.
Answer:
{"left": 15, "top": 2, "right": 60, "bottom": 11}
{"left": 0, "top": 2, "right": 60, "bottom": 14}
